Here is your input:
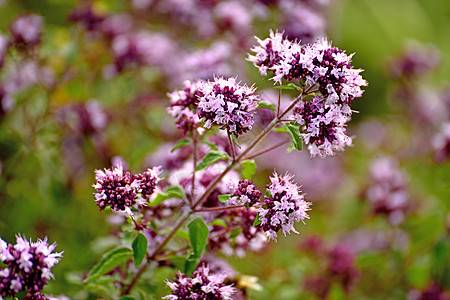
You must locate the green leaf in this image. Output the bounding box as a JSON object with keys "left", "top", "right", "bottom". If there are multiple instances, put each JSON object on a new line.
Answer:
{"left": 151, "top": 186, "right": 185, "bottom": 206}
{"left": 218, "top": 194, "right": 232, "bottom": 203}
{"left": 201, "top": 137, "right": 218, "bottom": 150}
{"left": 171, "top": 138, "right": 192, "bottom": 152}
{"left": 274, "top": 126, "right": 287, "bottom": 133}
{"left": 231, "top": 133, "right": 241, "bottom": 149}
{"left": 85, "top": 247, "right": 133, "bottom": 283}
{"left": 273, "top": 83, "right": 302, "bottom": 91}
{"left": 240, "top": 160, "right": 257, "bottom": 180}
{"left": 184, "top": 253, "right": 200, "bottom": 275}
{"left": 167, "top": 255, "right": 187, "bottom": 271}
{"left": 230, "top": 227, "right": 243, "bottom": 239}
{"left": 253, "top": 213, "right": 262, "bottom": 226}
{"left": 257, "top": 101, "right": 276, "bottom": 112}
{"left": 209, "top": 219, "right": 227, "bottom": 227}
{"left": 132, "top": 233, "right": 148, "bottom": 268}
{"left": 194, "top": 151, "right": 230, "bottom": 171}
{"left": 187, "top": 218, "right": 209, "bottom": 258}
{"left": 284, "top": 123, "right": 303, "bottom": 150}
{"left": 175, "top": 229, "right": 190, "bottom": 241}
{"left": 120, "top": 297, "right": 136, "bottom": 300}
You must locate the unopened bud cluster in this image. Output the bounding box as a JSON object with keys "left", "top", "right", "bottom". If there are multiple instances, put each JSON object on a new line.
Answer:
{"left": 93, "top": 164, "right": 162, "bottom": 213}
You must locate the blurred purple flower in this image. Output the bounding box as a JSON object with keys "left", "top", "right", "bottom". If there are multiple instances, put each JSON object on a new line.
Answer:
{"left": 0, "top": 34, "right": 8, "bottom": 67}
{"left": 10, "top": 14, "right": 43, "bottom": 49}
{"left": 365, "top": 157, "right": 410, "bottom": 225}
{"left": 388, "top": 42, "right": 440, "bottom": 80}
{"left": 280, "top": 3, "right": 326, "bottom": 43}
{"left": 433, "top": 122, "right": 450, "bottom": 164}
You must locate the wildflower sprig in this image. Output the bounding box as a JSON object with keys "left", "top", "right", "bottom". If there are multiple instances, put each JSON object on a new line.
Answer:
{"left": 87, "top": 29, "right": 367, "bottom": 297}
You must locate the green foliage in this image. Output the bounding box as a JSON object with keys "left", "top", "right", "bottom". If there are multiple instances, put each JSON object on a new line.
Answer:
{"left": 240, "top": 159, "right": 257, "bottom": 179}
{"left": 85, "top": 247, "right": 133, "bottom": 284}
{"left": 283, "top": 123, "right": 303, "bottom": 151}
{"left": 194, "top": 150, "right": 230, "bottom": 171}
{"left": 132, "top": 233, "right": 148, "bottom": 268}
{"left": 187, "top": 218, "right": 209, "bottom": 258}
{"left": 151, "top": 186, "right": 185, "bottom": 206}
{"left": 171, "top": 138, "right": 192, "bottom": 153}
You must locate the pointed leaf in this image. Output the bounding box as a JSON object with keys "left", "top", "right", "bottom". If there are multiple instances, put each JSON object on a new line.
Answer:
{"left": 257, "top": 101, "right": 277, "bottom": 112}
{"left": 240, "top": 160, "right": 257, "bottom": 180}
{"left": 184, "top": 253, "right": 200, "bottom": 275}
{"left": 85, "top": 247, "right": 133, "bottom": 283}
{"left": 151, "top": 186, "right": 185, "bottom": 206}
{"left": 253, "top": 213, "right": 262, "bottom": 226}
{"left": 171, "top": 138, "right": 192, "bottom": 152}
{"left": 284, "top": 123, "right": 303, "bottom": 150}
{"left": 194, "top": 151, "right": 230, "bottom": 171}
{"left": 273, "top": 83, "right": 302, "bottom": 91}
{"left": 218, "top": 194, "right": 232, "bottom": 203}
{"left": 132, "top": 233, "right": 148, "bottom": 267}
{"left": 231, "top": 133, "right": 241, "bottom": 149}
{"left": 187, "top": 218, "right": 209, "bottom": 257}
{"left": 230, "top": 227, "right": 243, "bottom": 239}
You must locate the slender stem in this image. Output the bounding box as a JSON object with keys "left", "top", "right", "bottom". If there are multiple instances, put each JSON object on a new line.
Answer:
{"left": 154, "top": 246, "right": 190, "bottom": 261}
{"left": 277, "top": 89, "right": 281, "bottom": 117}
{"left": 227, "top": 130, "right": 236, "bottom": 161}
{"left": 243, "top": 139, "right": 290, "bottom": 161}
{"left": 129, "top": 214, "right": 141, "bottom": 231}
{"left": 121, "top": 210, "right": 192, "bottom": 295}
{"left": 191, "top": 132, "right": 198, "bottom": 205}
{"left": 121, "top": 92, "right": 306, "bottom": 295}
{"left": 194, "top": 205, "right": 246, "bottom": 213}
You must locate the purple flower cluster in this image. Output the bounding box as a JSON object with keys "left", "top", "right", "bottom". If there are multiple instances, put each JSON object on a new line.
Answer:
{"left": 228, "top": 179, "right": 261, "bottom": 207}
{"left": 300, "top": 238, "right": 361, "bottom": 297}
{"left": 249, "top": 33, "right": 367, "bottom": 108}
{"left": 388, "top": 43, "right": 440, "bottom": 80}
{"left": 208, "top": 207, "right": 267, "bottom": 257}
{"left": 163, "top": 265, "right": 236, "bottom": 300}
{"left": 10, "top": 14, "right": 43, "bottom": 49}
{"left": 293, "top": 96, "right": 352, "bottom": 157}
{"left": 257, "top": 171, "right": 310, "bottom": 241}
{"left": 197, "top": 77, "right": 260, "bottom": 135}
{"left": 249, "top": 31, "right": 367, "bottom": 156}
{"left": 432, "top": 122, "right": 450, "bottom": 163}
{"left": 0, "top": 235, "right": 63, "bottom": 299}
{"left": 93, "top": 164, "right": 162, "bottom": 213}
{"left": 365, "top": 157, "right": 409, "bottom": 225}
{"left": 167, "top": 80, "right": 204, "bottom": 135}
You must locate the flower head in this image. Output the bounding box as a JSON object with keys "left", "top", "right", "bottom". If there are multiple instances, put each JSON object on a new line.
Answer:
{"left": 10, "top": 14, "right": 43, "bottom": 48}
{"left": 93, "top": 164, "right": 140, "bottom": 212}
{"left": 247, "top": 30, "right": 292, "bottom": 76}
{"left": 228, "top": 179, "right": 261, "bottom": 207}
{"left": 0, "top": 235, "right": 63, "bottom": 299}
{"left": 293, "top": 97, "right": 352, "bottom": 157}
{"left": 132, "top": 166, "right": 162, "bottom": 199}
{"left": 163, "top": 265, "right": 236, "bottom": 300}
{"left": 249, "top": 32, "right": 367, "bottom": 111}
{"left": 257, "top": 171, "right": 311, "bottom": 241}
{"left": 197, "top": 77, "right": 260, "bottom": 135}
{"left": 93, "top": 164, "right": 162, "bottom": 213}
{"left": 168, "top": 80, "right": 205, "bottom": 134}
